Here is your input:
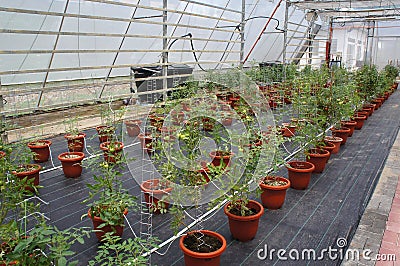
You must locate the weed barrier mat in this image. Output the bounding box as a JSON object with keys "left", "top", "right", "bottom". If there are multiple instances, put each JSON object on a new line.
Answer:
{"left": 33, "top": 90, "right": 400, "bottom": 265}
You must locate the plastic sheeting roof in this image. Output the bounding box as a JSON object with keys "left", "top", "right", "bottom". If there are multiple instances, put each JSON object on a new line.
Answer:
{"left": 290, "top": 0, "right": 400, "bottom": 20}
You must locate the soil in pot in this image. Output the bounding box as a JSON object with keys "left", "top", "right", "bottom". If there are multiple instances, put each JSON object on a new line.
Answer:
{"left": 58, "top": 152, "right": 85, "bottom": 178}
{"left": 13, "top": 164, "right": 42, "bottom": 192}
{"left": 306, "top": 148, "right": 330, "bottom": 173}
{"left": 125, "top": 120, "right": 142, "bottom": 137}
{"left": 64, "top": 133, "right": 86, "bottom": 152}
{"left": 140, "top": 179, "right": 172, "bottom": 214}
{"left": 180, "top": 230, "right": 226, "bottom": 266}
{"left": 331, "top": 127, "right": 351, "bottom": 145}
{"left": 286, "top": 161, "right": 315, "bottom": 190}
{"left": 88, "top": 208, "right": 128, "bottom": 242}
{"left": 27, "top": 140, "right": 52, "bottom": 163}
{"left": 259, "top": 176, "right": 290, "bottom": 209}
{"left": 224, "top": 200, "right": 264, "bottom": 242}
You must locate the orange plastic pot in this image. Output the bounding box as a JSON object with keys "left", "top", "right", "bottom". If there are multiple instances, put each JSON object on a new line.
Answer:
{"left": 324, "top": 136, "right": 343, "bottom": 154}
{"left": 209, "top": 151, "right": 234, "bottom": 169}
{"left": 259, "top": 176, "right": 290, "bottom": 209}
{"left": 64, "top": 133, "right": 86, "bottom": 152}
{"left": 58, "top": 152, "right": 85, "bottom": 178}
{"left": 27, "top": 140, "right": 52, "bottom": 163}
{"left": 125, "top": 120, "right": 142, "bottom": 137}
{"left": 13, "top": 164, "right": 42, "bottom": 192}
{"left": 88, "top": 208, "right": 128, "bottom": 242}
{"left": 286, "top": 161, "right": 315, "bottom": 190}
{"left": 224, "top": 200, "right": 264, "bottom": 242}
{"left": 179, "top": 230, "right": 226, "bottom": 266}
{"left": 99, "top": 141, "right": 124, "bottom": 163}
{"left": 140, "top": 179, "right": 172, "bottom": 214}
{"left": 306, "top": 148, "right": 330, "bottom": 173}
{"left": 352, "top": 115, "right": 367, "bottom": 130}
{"left": 331, "top": 127, "right": 351, "bottom": 145}
{"left": 341, "top": 121, "right": 357, "bottom": 137}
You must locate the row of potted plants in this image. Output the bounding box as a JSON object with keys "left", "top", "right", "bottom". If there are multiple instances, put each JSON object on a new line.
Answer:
{"left": 2, "top": 63, "right": 398, "bottom": 265}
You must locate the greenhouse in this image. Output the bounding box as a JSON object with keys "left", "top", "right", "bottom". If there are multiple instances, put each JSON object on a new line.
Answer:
{"left": 1, "top": 0, "right": 400, "bottom": 265}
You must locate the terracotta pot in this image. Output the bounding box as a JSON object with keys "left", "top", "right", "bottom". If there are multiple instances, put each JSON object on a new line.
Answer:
{"left": 286, "top": 161, "right": 315, "bottom": 190}
{"left": 363, "top": 104, "right": 375, "bottom": 116}
{"left": 224, "top": 200, "right": 264, "bottom": 242}
{"left": 371, "top": 99, "right": 382, "bottom": 110}
{"left": 138, "top": 133, "right": 153, "bottom": 151}
{"left": 221, "top": 117, "right": 233, "bottom": 126}
{"left": 352, "top": 115, "right": 367, "bottom": 130}
{"left": 171, "top": 111, "right": 185, "bottom": 125}
{"left": 64, "top": 133, "right": 86, "bottom": 152}
{"left": 306, "top": 148, "right": 330, "bottom": 173}
{"left": 58, "top": 152, "right": 85, "bottom": 178}
{"left": 179, "top": 230, "right": 226, "bottom": 266}
{"left": 341, "top": 121, "right": 357, "bottom": 137}
{"left": 202, "top": 118, "right": 214, "bottom": 132}
{"left": 324, "top": 136, "right": 343, "bottom": 154}
{"left": 356, "top": 111, "right": 369, "bottom": 120}
{"left": 377, "top": 97, "right": 385, "bottom": 105}
{"left": 27, "top": 140, "right": 52, "bottom": 163}
{"left": 96, "top": 125, "right": 114, "bottom": 143}
{"left": 362, "top": 107, "right": 373, "bottom": 117}
{"left": 269, "top": 98, "right": 278, "bottom": 109}
{"left": 282, "top": 123, "right": 296, "bottom": 138}
{"left": 197, "top": 166, "right": 211, "bottom": 183}
{"left": 384, "top": 91, "right": 390, "bottom": 100}
{"left": 99, "top": 141, "right": 124, "bottom": 163}
{"left": 331, "top": 127, "right": 351, "bottom": 145}
{"left": 148, "top": 114, "right": 165, "bottom": 128}
{"left": 319, "top": 141, "right": 335, "bottom": 160}
{"left": 125, "top": 120, "right": 142, "bottom": 137}
{"left": 259, "top": 176, "right": 290, "bottom": 209}
{"left": 88, "top": 208, "right": 128, "bottom": 242}
{"left": 209, "top": 151, "right": 234, "bottom": 168}
{"left": 13, "top": 164, "right": 42, "bottom": 192}
{"left": 140, "top": 179, "right": 172, "bottom": 214}
{"left": 229, "top": 96, "right": 240, "bottom": 108}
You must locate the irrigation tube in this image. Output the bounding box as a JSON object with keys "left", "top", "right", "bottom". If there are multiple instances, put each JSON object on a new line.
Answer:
{"left": 39, "top": 141, "right": 140, "bottom": 174}
{"left": 143, "top": 123, "right": 335, "bottom": 257}
{"left": 141, "top": 198, "right": 228, "bottom": 258}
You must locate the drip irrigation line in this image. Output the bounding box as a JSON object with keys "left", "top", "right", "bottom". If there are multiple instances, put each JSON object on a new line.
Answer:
{"left": 166, "top": 33, "right": 206, "bottom": 71}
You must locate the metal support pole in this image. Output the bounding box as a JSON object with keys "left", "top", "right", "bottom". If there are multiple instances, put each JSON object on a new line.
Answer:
{"left": 0, "top": 78, "right": 7, "bottom": 143}
{"left": 327, "top": 17, "right": 333, "bottom": 67}
{"left": 283, "top": 1, "right": 289, "bottom": 80}
{"left": 36, "top": 0, "right": 70, "bottom": 108}
{"left": 370, "top": 21, "right": 375, "bottom": 66}
{"left": 239, "top": 0, "right": 245, "bottom": 68}
{"left": 364, "top": 21, "right": 375, "bottom": 66}
{"left": 162, "top": 0, "right": 168, "bottom": 102}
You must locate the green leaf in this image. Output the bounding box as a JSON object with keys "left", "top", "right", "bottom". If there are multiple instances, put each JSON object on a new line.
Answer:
{"left": 57, "top": 257, "right": 67, "bottom": 266}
